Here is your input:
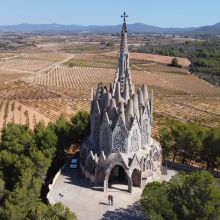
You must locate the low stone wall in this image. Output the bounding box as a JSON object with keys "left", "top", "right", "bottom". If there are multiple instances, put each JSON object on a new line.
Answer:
{"left": 165, "top": 160, "right": 220, "bottom": 178}
{"left": 46, "top": 162, "right": 68, "bottom": 202}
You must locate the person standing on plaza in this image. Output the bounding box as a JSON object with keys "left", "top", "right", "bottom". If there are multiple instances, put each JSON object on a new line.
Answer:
{"left": 108, "top": 195, "right": 111, "bottom": 205}
{"left": 110, "top": 195, "right": 113, "bottom": 206}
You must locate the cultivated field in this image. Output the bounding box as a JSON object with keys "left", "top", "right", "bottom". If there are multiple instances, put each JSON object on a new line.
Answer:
{"left": 0, "top": 100, "right": 50, "bottom": 132}
{"left": 0, "top": 81, "right": 60, "bottom": 100}
{"left": 31, "top": 66, "right": 114, "bottom": 89}
{"left": 104, "top": 51, "right": 191, "bottom": 67}
{"left": 0, "top": 33, "right": 220, "bottom": 140}
{"left": 0, "top": 69, "right": 30, "bottom": 83}
{"left": 24, "top": 64, "right": 220, "bottom": 139}
{"left": 31, "top": 66, "right": 220, "bottom": 97}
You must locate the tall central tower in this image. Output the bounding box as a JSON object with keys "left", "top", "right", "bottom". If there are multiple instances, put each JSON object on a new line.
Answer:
{"left": 113, "top": 12, "right": 134, "bottom": 101}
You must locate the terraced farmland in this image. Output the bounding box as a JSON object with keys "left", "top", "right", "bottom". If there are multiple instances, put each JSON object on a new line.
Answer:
{"left": 0, "top": 69, "right": 31, "bottom": 83}
{"left": 20, "top": 52, "right": 70, "bottom": 62}
{"left": 0, "top": 57, "right": 53, "bottom": 72}
{"left": 31, "top": 66, "right": 220, "bottom": 97}
{"left": 154, "top": 98, "right": 220, "bottom": 128}
{"left": 104, "top": 51, "right": 191, "bottom": 67}
{"left": 0, "top": 81, "right": 60, "bottom": 100}
{"left": 20, "top": 98, "right": 90, "bottom": 121}
{"left": 0, "top": 100, "right": 50, "bottom": 132}
{"left": 0, "top": 43, "right": 220, "bottom": 141}
{"left": 31, "top": 66, "right": 114, "bottom": 88}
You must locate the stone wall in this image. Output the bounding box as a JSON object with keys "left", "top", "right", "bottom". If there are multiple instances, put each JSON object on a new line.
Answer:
{"left": 46, "top": 162, "right": 68, "bottom": 202}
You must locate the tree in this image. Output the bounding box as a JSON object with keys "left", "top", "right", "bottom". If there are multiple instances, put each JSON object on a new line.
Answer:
{"left": 176, "top": 123, "right": 206, "bottom": 164}
{"left": 160, "top": 122, "right": 207, "bottom": 164}
{"left": 169, "top": 58, "right": 182, "bottom": 68}
{"left": 0, "top": 178, "right": 6, "bottom": 204}
{"left": 159, "top": 127, "right": 173, "bottom": 160}
{"left": 165, "top": 121, "right": 186, "bottom": 162}
{"left": 34, "top": 122, "right": 57, "bottom": 158}
{"left": 29, "top": 202, "right": 77, "bottom": 220}
{"left": 141, "top": 171, "right": 220, "bottom": 220}
{"left": 1, "top": 123, "right": 34, "bottom": 155}
{"left": 54, "top": 114, "right": 70, "bottom": 148}
{"left": 169, "top": 171, "right": 220, "bottom": 220}
{"left": 70, "top": 111, "right": 90, "bottom": 143}
{"left": 141, "top": 182, "right": 177, "bottom": 220}
{"left": 202, "top": 127, "right": 220, "bottom": 170}
{"left": 54, "top": 114, "right": 71, "bottom": 163}
{"left": 0, "top": 119, "right": 77, "bottom": 219}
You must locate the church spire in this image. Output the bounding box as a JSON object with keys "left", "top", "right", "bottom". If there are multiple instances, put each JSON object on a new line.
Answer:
{"left": 120, "top": 12, "right": 128, "bottom": 55}
{"left": 113, "top": 12, "right": 134, "bottom": 100}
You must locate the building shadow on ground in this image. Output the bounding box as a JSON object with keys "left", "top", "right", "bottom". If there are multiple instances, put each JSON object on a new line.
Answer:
{"left": 101, "top": 201, "right": 147, "bottom": 220}
{"left": 62, "top": 167, "right": 104, "bottom": 190}
{"left": 108, "top": 184, "right": 128, "bottom": 192}
{"left": 63, "top": 167, "right": 91, "bottom": 186}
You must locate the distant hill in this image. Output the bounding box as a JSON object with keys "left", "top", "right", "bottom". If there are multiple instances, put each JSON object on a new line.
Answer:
{"left": 194, "top": 22, "right": 220, "bottom": 34}
{"left": 0, "top": 22, "right": 219, "bottom": 34}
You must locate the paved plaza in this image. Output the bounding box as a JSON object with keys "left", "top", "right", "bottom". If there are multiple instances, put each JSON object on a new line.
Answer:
{"left": 48, "top": 167, "right": 177, "bottom": 220}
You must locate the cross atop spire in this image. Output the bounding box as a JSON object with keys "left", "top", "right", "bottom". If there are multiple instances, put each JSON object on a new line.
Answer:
{"left": 121, "top": 12, "right": 128, "bottom": 24}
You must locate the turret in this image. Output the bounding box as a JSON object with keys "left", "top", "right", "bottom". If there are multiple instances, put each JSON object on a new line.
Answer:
{"left": 123, "top": 78, "right": 130, "bottom": 103}
{"left": 150, "top": 89, "right": 154, "bottom": 124}
{"left": 107, "top": 98, "right": 117, "bottom": 122}
{"left": 119, "top": 102, "right": 126, "bottom": 124}
{"left": 105, "top": 91, "right": 112, "bottom": 109}
{"left": 126, "top": 99, "right": 134, "bottom": 129}
{"left": 138, "top": 88, "right": 145, "bottom": 108}
{"left": 142, "top": 84, "right": 148, "bottom": 104}
{"left": 133, "top": 94, "right": 140, "bottom": 119}
{"left": 114, "top": 82, "right": 121, "bottom": 104}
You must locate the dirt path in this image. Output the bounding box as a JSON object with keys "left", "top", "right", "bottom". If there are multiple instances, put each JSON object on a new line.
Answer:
{"left": 25, "top": 54, "right": 75, "bottom": 83}
{"left": 0, "top": 55, "right": 19, "bottom": 61}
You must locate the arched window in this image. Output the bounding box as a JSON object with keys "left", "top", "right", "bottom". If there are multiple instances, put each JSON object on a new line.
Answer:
{"left": 130, "top": 129, "right": 139, "bottom": 152}
{"left": 145, "top": 159, "right": 153, "bottom": 171}
{"left": 113, "top": 131, "right": 126, "bottom": 153}
{"left": 153, "top": 150, "right": 160, "bottom": 161}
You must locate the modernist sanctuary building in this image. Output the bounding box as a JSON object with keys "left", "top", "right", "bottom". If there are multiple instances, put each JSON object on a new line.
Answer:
{"left": 80, "top": 13, "right": 162, "bottom": 193}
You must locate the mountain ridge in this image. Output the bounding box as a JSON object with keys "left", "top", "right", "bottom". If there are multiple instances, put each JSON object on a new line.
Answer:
{"left": 0, "top": 22, "right": 219, "bottom": 34}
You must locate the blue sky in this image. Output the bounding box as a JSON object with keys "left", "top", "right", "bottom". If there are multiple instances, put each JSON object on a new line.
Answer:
{"left": 0, "top": 0, "right": 219, "bottom": 27}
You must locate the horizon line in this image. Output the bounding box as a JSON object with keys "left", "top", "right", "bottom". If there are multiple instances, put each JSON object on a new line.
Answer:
{"left": 0, "top": 21, "right": 219, "bottom": 29}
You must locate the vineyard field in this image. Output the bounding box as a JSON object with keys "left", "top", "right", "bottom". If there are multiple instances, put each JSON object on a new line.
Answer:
{"left": 104, "top": 51, "right": 191, "bottom": 67}
{"left": 31, "top": 66, "right": 220, "bottom": 97}
{"left": 0, "top": 69, "right": 31, "bottom": 83}
{"left": 0, "top": 33, "right": 220, "bottom": 140}
{"left": 0, "top": 81, "right": 61, "bottom": 100}
{"left": 0, "top": 58, "right": 53, "bottom": 72}
{"left": 0, "top": 100, "right": 50, "bottom": 132}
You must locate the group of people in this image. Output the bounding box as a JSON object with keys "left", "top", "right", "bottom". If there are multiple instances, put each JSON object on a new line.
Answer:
{"left": 108, "top": 194, "right": 113, "bottom": 206}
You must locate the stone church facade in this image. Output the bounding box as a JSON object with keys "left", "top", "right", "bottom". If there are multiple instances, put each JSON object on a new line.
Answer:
{"left": 80, "top": 13, "right": 162, "bottom": 193}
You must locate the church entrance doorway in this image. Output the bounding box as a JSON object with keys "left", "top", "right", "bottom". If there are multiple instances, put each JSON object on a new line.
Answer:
{"left": 108, "top": 165, "right": 129, "bottom": 191}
